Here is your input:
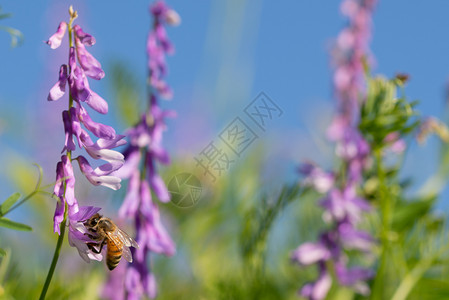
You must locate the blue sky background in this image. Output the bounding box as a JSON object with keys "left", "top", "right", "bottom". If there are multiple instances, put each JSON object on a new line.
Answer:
{"left": 1, "top": 0, "right": 449, "bottom": 210}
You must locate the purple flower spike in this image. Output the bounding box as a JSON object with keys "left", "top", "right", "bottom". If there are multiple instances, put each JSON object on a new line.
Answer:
{"left": 46, "top": 21, "right": 67, "bottom": 49}
{"left": 75, "top": 36, "right": 105, "bottom": 80}
{"left": 104, "top": 2, "right": 179, "bottom": 298}
{"left": 73, "top": 24, "right": 96, "bottom": 46}
{"left": 48, "top": 65, "right": 68, "bottom": 101}
{"left": 48, "top": 12, "right": 125, "bottom": 267}
{"left": 292, "top": 1, "right": 377, "bottom": 297}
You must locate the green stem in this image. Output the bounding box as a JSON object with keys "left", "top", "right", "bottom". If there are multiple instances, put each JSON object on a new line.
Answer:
{"left": 391, "top": 242, "right": 449, "bottom": 300}
{"left": 371, "top": 148, "right": 391, "bottom": 299}
{"left": 39, "top": 206, "right": 67, "bottom": 300}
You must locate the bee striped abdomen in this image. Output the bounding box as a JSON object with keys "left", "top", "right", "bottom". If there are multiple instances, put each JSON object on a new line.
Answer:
{"left": 106, "top": 239, "right": 123, "bottom": 270}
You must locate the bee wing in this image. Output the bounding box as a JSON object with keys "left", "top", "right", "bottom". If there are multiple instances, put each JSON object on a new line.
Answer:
{"left": 122, "top": 244, "right": 133, "bottom": 263}
{"left": 117, "top": 228, "right": 139, "bottom": 249}
{"left": 105, "top": 231, "right": 121, "bottom": 248}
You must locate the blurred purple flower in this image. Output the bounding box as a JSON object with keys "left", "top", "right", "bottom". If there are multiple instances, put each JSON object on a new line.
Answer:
{"left": 147, "top": 0, "right": 180, "bottom": 99}
{"left": 292, "top": 1, "right": 377, "bottom": 298}
{"left": 300, "top": 262, "right": 332, "bottom": 300}
{"left": 291, "top": 242, "right": 331, "bottom": 266}
{"left": 298, "top": 162, "right": 335, "bottom": 194}
{"left": 101, "top": 2, "right": 179, "bottom": 299}
{"left": 125, "top": 254, "right": 157, "bottom": 300}
{"left": 335, "top": 262, "right": 374, "bottom": 295}
{"left": 321, "top": 185, "right": 371, "bottom": 225}
{"left": 101, "top": 259, "right": 126, "bottom": 300}
{"left": 384, "top": 132, "right": 406, "bottom": 154}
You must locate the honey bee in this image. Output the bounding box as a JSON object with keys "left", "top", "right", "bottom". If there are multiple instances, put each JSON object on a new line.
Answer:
{"left": 84, "top": 213, "right": 139, "bottom": 270}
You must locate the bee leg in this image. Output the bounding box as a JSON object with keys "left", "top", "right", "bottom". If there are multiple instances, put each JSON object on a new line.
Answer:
{"left": 84, "top": 232, "right": 100, "bottom": 240}
{"left": 86, "top": 242, "right": 101, "bottom": 254}
{"left": 86, "top": 239, "right": 106, "bottom": 254}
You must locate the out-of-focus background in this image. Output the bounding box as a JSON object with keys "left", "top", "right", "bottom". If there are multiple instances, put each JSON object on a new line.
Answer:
{"left": 1, "top": 1, "right": 449, "bottom": 299}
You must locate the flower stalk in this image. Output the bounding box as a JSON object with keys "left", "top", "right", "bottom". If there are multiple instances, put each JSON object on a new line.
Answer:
{"left": 39, "top": 203, "right": 67, "bottom": 300}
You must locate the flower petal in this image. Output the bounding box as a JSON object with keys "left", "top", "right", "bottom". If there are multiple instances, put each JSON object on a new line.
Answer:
{"left": 48, "top": 65, "right": 68, "bottom": 101}
{"left": 73, "top": 24, "right": 96, "bottom": 46}
{"left": 77, "top": 105, "right": 115, "bottom": 139}
{"left": 75, "top": 37, "right": 105, "bottom": 80}
{"left": 45, "top": 22, "right": 67, "bottom": 49}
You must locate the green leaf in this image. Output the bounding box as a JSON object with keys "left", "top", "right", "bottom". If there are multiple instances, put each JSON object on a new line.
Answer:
{"left": 0, "top": 217, "right": 32, "bottom": 231}
{"left": 0, "top": 192, "right": 21, "bottom": 216}
{"left": 0, "top": 248, "right": 5, "bottom": 257}
{"left": 392, "top": 196, "right": 436, "bottom": 232}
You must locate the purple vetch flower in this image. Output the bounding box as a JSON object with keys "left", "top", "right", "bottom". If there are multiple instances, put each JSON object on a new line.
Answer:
{"left": 300, "top": 262, "right": 332, "bottom": 300}
{"left": 53, "top": 155, "right": 79, "bottom": 233}
{"left": 125, "top": 253, "right": 157, "bottom": 300}
{"left": 76, "top": 156, "right": 122, "bottom": 190}
{"left": 335, "top": 262, "right": 374, "bottom": 295}
{"left": 135, "top": 192, "right": 175, "bottom": 258}
{"left": 73, "top": 24, "right": 96, "bottom": 46}
{"left": 68, "top": 206, "right": 104, "bottom": 262}
{"left": 320, "top": 185, "right": 371, "bottom": 225}
{"left": 45, "top": 21, "right": 67, "bottom": 49}
{"left": 48, "top": 65, "right": 68, "bottom": 101}
{"left": 337, "top": 222, "right": 375, "bottom": 252}
{"left": 291, "top": 242, "right": 331, "bottom": 266}
{"left": 75, "top": 36, "right": 105, "bottom": 80}
{"left": 298, "top": 162, "right": 335, "bottom": 194}
{"left": 47, "top": 8, "right": 125, "bottom": 270}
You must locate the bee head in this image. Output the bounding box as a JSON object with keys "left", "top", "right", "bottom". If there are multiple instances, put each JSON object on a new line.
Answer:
{"left": 84, "top": 213, "right": 102, "bottom": 228}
